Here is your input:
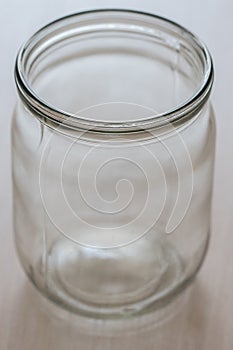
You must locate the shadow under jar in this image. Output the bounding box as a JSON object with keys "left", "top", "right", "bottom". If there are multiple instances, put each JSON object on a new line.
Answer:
{"left": 12, "top": 9, "right": 215, "bottom": 319}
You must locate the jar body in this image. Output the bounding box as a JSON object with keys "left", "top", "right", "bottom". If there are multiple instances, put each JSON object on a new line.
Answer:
{"left": 12, "top": 102, "right": 215, "bottom": 318}
{"left": 12, "top": 10, "right": 215, "bottom": 318}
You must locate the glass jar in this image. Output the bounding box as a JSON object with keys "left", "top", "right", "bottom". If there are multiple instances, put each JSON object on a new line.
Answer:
{"left": 12, "top": 9, "right": 215, "bottom": 319}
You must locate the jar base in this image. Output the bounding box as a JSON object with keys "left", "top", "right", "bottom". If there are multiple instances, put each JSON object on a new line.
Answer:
{"left": 43, "top": 238, "right": 184, "bottom": 318}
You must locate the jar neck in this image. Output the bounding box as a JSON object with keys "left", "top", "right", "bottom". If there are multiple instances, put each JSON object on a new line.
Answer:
{"left": 15, "top": 9, "right": 214, "bottom": 134}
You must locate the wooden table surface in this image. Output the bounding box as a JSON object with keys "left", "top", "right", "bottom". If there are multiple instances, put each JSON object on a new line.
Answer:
{"left": 1, "top": 0, "right": 232, "bottom": 349}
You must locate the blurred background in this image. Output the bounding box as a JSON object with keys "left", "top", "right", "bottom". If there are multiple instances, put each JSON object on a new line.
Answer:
{"left": 0, "top": 0, "right": 232, "bottom": 349}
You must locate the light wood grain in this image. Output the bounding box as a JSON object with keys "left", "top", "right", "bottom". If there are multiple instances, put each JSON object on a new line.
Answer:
{"left": 0, "top": 0, "right": 233, "bottom": 349}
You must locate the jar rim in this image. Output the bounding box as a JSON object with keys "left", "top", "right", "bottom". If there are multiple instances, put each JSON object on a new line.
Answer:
{"left": 14, "top": 9, "right": 214, "bottom": 133}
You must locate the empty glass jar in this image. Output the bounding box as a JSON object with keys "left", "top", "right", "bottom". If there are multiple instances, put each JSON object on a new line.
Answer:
{"left": 12, "top": 10, "right": 215, "bottom": 319}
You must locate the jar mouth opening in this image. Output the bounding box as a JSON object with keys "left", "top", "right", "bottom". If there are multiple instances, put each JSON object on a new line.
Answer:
{"left": 15, "top": 9, "right": 214, "bottom": 133}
